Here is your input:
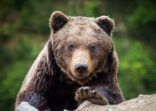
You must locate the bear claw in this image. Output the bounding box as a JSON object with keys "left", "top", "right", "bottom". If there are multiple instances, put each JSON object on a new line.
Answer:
{"left": 75, "top": 86, "right": 108, "bottom": 105}
{"left": 75, "top": 86, "right": 97, "bottom": 102}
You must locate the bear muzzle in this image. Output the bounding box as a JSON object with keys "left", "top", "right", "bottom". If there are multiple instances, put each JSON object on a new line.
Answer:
{"left": 75, "top": 64, "right": 88, "bottom": 74}
{"left": 74, "top": 64, "right": 89, "bottom": 79}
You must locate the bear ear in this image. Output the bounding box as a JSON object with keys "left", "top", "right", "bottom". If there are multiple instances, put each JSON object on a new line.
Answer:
{"left": 95, "top": 16, "right": 115, "bottom": 36}
{"left": 49, "top": 11, "right": 68, "bottom": 33}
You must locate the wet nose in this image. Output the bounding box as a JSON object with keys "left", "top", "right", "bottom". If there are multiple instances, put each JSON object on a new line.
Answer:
{"left": 75, "top": 64, "right": 88, "bottom": 74}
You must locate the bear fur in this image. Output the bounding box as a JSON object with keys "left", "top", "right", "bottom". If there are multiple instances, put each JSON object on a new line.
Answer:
{"left": 15, "top": 11, "right": 124, "bottom": 111}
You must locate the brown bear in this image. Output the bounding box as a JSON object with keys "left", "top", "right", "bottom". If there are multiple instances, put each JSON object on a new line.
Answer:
{"left": 15, "top": 11, "right": 124, "bottom": 111}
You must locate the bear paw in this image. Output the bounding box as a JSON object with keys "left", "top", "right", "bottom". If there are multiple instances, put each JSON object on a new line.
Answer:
{"left": 75, "top": 86, "right": 108, "bottom": 105}
{"left": 75, "top": 87, "right": 95, "bottom": 101}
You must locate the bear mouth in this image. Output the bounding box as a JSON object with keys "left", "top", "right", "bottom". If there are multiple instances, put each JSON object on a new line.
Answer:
{"left": 70, "top": 72, "right": 92, "bottom": 83}
{"left": 74, "top": 75, "right": 88, "bottom": 80}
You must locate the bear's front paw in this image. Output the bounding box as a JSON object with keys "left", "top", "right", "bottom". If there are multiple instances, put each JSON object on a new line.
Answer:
{"left": 75, "top": 86, "right": 108, "bottom": 105}
{"left": 75, "top": 87, "right": 95, "bottom": 102}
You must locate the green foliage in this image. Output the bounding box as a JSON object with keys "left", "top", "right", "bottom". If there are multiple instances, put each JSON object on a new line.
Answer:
{"left": 115, "top": 37, "right": 156, "bottom": 99}
{"left": 0, "top": 61, "right": 30, "bottom": 110}
{"left": 127, "top": 1, "right": 156, "bottom": 43}
{"left": 0, "top": 35, "right": 44, "bottom": 110}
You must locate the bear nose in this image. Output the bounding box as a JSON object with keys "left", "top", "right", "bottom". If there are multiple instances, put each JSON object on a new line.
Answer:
{"left": 75, "top": 64, "right": 88, "bottom": 74}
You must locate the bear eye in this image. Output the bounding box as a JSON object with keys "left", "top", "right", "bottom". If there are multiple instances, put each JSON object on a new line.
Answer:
{"left": 68, "top": 44, "right": 75, "bottom": 51}
{"left": 89, "top": 44, "right": 96, "bottom": 52}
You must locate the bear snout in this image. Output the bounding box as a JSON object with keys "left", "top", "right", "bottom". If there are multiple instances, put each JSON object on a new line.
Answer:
{"left": 75, "top": 64, "right": 88, "bottom": 74}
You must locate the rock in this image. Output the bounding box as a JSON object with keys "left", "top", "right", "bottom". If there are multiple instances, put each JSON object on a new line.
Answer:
{"left": 76, "top": 94, "right": 156, "bottom": 111}
{"left": 16, "top": 94, "right": 156, "bottom": 111}
{"left": 16, "top": 102, "right": 38, "bottom": 111}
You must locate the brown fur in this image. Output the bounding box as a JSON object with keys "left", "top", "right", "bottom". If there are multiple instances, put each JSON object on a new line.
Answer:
{"left": 15, "top": 11, "right": 124, "bottom": 111}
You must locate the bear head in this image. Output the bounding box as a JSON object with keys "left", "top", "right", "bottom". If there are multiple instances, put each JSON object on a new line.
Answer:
{"left": 49, "top": 11, "right": 117, "bottom": 85}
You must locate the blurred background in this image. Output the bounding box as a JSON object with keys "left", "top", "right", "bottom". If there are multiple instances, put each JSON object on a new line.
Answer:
{"left": 0, "top": 0, "right": 156, "bottom": 110}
